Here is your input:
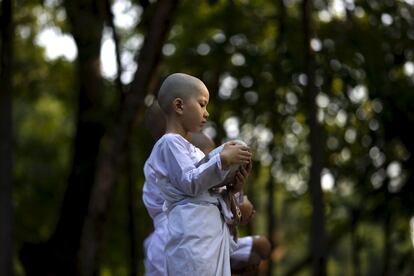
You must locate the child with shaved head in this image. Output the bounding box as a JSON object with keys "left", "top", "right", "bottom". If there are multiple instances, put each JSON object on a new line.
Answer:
{"left": 143, "top": 73, "right": 252, "bottom": 276}
{"left": 143, "top": 106, "right": 270, "bottom": 275}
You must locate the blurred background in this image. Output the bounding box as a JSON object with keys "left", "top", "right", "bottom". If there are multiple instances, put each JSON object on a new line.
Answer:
{"left": 1, "top": 0, "right": 414, "bottom": 275}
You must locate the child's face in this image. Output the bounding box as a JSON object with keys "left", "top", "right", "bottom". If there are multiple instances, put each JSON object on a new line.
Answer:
{"left": 181, "top": 85, "right": 210, "bottom": 133}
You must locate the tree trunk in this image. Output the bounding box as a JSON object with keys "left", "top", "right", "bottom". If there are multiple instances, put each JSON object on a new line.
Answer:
{"left": 20, "top": 0, "right": 106, "bottom": 275}
{"left": 276, "top": 0, "right": 286, "bottom": 54}
{"left": 265, "top": 1, "right": 287, "bottom": 274}
{"left": 302, "top": 0, "right": 327, "bottom": 275}
{"left": 77, "top": 1, "right": 178, "bottom": 274}
{"left": 104, "top": 0, "right": 124, "bottom": 95}
{"left": 382, "top": 198, "right": 391, "bottom": 276}
{"left": 54, "top": 0, "right": 106, "bottom": 260}
{"left": 266, "top": 165, "right": 275, "bottom": 276}
{"left": 126, "top": 137, "right": 138, "bottom": 276}
{"left": 0, "top": 0, "right": 14, "bottom": 275}
{"left": 351, "top": 210, "right": 361, "bottom": 276}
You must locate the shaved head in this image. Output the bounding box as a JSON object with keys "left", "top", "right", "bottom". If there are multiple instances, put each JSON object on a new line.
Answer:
{"left": 158, "top": 73, "right": 207, "bottom": 114}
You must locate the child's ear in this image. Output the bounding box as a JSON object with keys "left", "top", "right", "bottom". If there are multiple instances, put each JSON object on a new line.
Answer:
{"left": 173, "top": 98, "right": 184, "bottom": 114}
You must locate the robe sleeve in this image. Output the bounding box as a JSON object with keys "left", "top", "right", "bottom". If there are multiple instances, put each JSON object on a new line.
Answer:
{"left": 161, "top": 136, "right": 228, "bottom": 196}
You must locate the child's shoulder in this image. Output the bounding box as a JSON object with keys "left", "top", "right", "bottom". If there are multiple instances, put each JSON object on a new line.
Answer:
{"left": 159, "top": 133, "right": 187, "bottom": 144}
{"left": 154, "top": 133, "right": 191, "bottom": 150}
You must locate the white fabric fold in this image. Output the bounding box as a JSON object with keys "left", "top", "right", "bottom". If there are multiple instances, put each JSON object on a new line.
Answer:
{"left": 144, "top": 133, "right": 234, "bottom": 276}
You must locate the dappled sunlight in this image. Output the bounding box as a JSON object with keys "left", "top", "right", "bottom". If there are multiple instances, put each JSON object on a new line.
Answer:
{"left": 335, "top": 109, "right": 347, "bottom": 127}
{"left": 162, "top": 43, "right": 176, "bottom": 56}
{"left": 348, "top": 85, "right": 368, "bottom": 104}
{"left": 403, "top": 61, "right": 414, "bottom": 76}
{"left": 120, "top": 50, "right": 137, "bottom": 84}
{"left": 196, "top": 43, "right": 211, "bottom": 56}
{"left": 387, "top": 161, "right": 405, "bottom": 193}
{"left": 101, "top": 28, "right": 118, "bottom": 80}
{"left": 337, "top": 178, "right": 354, "bottom": 197}
{"left": 223, "top": 116, "right": 240, "bottom": 139}
{"left": 7, "top": 0, "right": 414, "bottom": 274}
{"left": 35, "top": 27, "right": 77, "bottom": 61}
{"left": 369, "top": 146, "right": 386, "bottom": 168}
{"left": 316, "top": 92, "right": 329, "bottom": 108}
{"left": 112, "top": 0, "right": 142, "bottom": 29}
{"left": 344, "top": 127, "right": 357, "bottom": 144}
{"left": 371, "top": 169, "right": 386, "bottom": 189}
{"left": 212, "top": 30, "right": 226, "bottom": 43}
{"left": 310, "top": 38, "right": 322, "bottom": 52}
{"left": 286, "top": 174, "right": 307, "bottom": 195}
{"left": 219, "top": 74, "right": 238, "bottom": 99}
{"left": 231, "top": 53, "right": 245, "bottom": 66}
{"left": 321, "top": 169, "right": 335, "bottom": 191}
{"left": 236, "top": 122, "right": 276, "bottom": 167}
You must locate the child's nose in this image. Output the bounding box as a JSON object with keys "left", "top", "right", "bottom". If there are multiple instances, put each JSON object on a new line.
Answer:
{"left": 204, "top": 110, "right": 209, "bottom": 118}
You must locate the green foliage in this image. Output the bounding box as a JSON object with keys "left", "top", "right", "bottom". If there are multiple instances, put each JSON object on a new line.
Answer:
{"left": 10, "top": 0, "right": 414, "bottom": 275}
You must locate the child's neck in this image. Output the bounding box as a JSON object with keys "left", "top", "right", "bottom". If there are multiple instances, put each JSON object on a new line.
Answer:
{"left": 165, "top": 123, "right": 191, "bottom": 141}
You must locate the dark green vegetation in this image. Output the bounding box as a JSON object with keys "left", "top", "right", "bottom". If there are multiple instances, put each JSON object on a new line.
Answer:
{"left": 1, "top": 0, "right": 414, "bottom": 275}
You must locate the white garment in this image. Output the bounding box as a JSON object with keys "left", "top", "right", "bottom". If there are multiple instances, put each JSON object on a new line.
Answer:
{"left": 166, "top": 203, "right": 233, "bottom": 276}
{"left": 230, "top": 236, "right": 253, "bottom": 265}
{"left": 143, "top": 213, "right": 168, "bottom": 276}
{"left": 144, "top": 133, "right": 234, "bottom": 276}
{"left": 143, "top": 154, "right": 168, "bottom": 276}
{"left": 142, "top": 134, "right": 253, "bottom": 275}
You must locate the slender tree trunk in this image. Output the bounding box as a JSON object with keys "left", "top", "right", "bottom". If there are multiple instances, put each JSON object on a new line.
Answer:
{"left": 351, "top": 210, "right": 361, "bottom": 276}
{"left": 104, "top": 0, "right": 124, "bottom": 95}
{"left": 265, "top": 1, "right": 288, "bottom": 274}
{"left": 264, "top": 90, "right": 285, "bottom": 276}
{"left": 0, "top": 0, "right": 14, "bottom": 275}
{"left": 126, "top": 137, "right": 138, "bottom": 276}
{"left": 276, "top": 0, "right": 286, "bottom": 54}
{"left": 382, "top": 198, "right": 391, "bottom": 276}
{"left": 266, "top": 165, "right": 275, "bottom": 276}
{"left": 385, "top": 101, "right": 414, "bottom": 223}
{"left": 103, "top": 3, "right": 139, "bottom": 275}
{"left": 77, "top": 1, "right": 178, "bottom": 274}
{"left": 302, "top": 0, "right": 327, "bottom": 275}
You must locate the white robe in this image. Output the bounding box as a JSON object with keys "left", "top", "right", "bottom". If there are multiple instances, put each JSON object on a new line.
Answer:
{"left": 143, "top": 212, "right": 168, "bottom": 276}
{"left": 143, "top": 133, "right": 252, "bottom": 275}
{"left": 143, "top": 146, "right": 169, "bottom": 275}
{"left": 144, "top": 133, "right": 234, "bottom": 276}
